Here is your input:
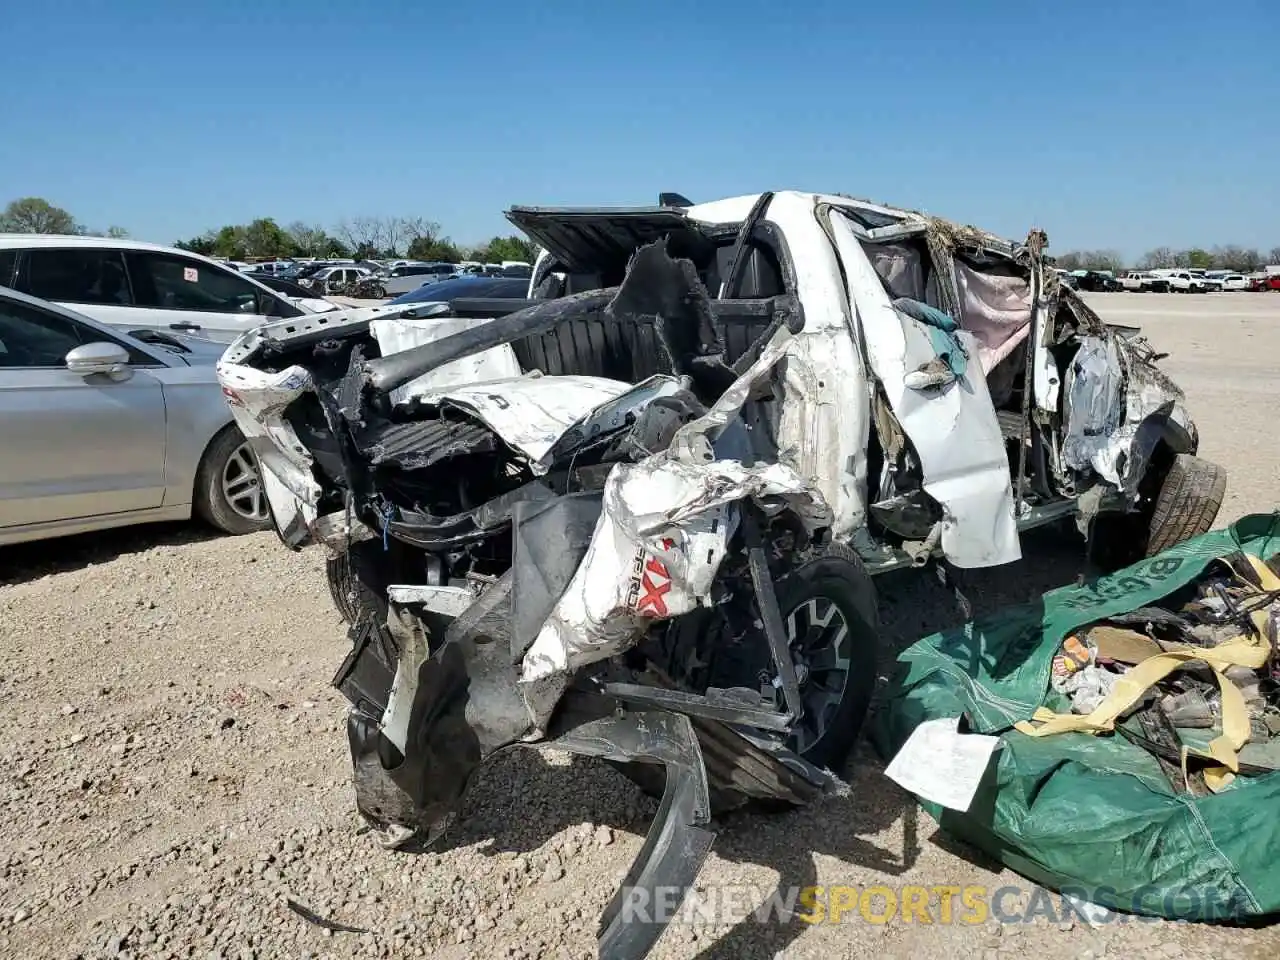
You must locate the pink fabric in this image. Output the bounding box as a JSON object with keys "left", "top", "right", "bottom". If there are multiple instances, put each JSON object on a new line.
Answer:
{"left": 953, "top": 262, "right": 1033, "bottom": 373}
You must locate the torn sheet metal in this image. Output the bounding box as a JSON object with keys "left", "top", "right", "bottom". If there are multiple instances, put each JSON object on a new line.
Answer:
{"left": 403, "top": 375, "right": 687, "bottom": 474}
{"left": 519, "top": 357, "right": 832, "bottom": 685}
{"left": 830, "top": 212, "right": 1019, "bottom": 568}
{"left": 1062, "top": 336, "right": 1124, "bottom": 479}
{"left": 1064, "top": 336, "right": 1194, "bottom": 495}
{"left": 665, "top": 332, "right": 864, "bottom": 541}
{"left": 666, "top": 338, "right": 794, "bottom": 458}
{"left": 520, "top": 455, "right": 826, "bottom": 683}
{"left": 312, "top": 508, "right": 377, "bottom": 551}
{"left": 381, "top": 585, "right": 476, "bottom": 753}
{"left": 370, "top": 315, "right": 522, "bottom": 406}
{"left": 542, "top": 375, "right": 687, "bottom": 465}
{"left": 216, "top": 360, "right": 323, "bottom": 508}
{"left": 396, "top": 375, "right": 630, "bottom": 468}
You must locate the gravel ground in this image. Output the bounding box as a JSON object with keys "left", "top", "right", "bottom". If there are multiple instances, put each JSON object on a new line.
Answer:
{"left": 2, "top": 292, "right": 1278, "bottom": 960}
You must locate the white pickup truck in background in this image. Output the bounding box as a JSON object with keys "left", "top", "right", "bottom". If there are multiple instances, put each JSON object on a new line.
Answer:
{"left": 1119, "top": 271, "right": 1170, "bottom": 292}
{"left": 1158, "top": 270, "right": 1206, "bottom": 292}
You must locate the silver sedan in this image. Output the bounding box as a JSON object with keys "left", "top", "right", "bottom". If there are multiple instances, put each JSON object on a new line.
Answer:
{"left": 0, "top": 286, "right": 270, "bottom": 546}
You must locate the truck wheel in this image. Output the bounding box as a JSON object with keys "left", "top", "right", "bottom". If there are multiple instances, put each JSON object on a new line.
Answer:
{"left": 691, "top": 544, "right": 880, "bottom": 770}
{"left": 194, "top": 428, "right": 272, "bottom": 535}
{"left": 1145, "top": 454, "right": 1227, "bottom": 555}
{"left": 1092, "top": 454, "right": 1226, "bottom": 570}
{"left": 621, "top": 544, "right": 879, "bottom": 811}
{"left": 326, "top": 540, "right": 391, "bottom": 626}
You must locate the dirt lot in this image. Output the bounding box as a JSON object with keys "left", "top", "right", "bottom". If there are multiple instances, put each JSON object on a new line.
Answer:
{"left": 2, "top": 292, "right": 1278, "bottom": 960}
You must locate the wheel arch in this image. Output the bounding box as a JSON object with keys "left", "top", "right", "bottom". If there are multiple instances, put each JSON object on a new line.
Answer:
{"left": 192, "top": 422, "right": 245, "bottom": 501}
{"left": 1124, "top": 406, "right": 1199, "bottom": 494}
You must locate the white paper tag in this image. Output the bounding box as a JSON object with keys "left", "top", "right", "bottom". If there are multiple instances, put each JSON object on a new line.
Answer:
{"left": 1062, "top": 892, "right": 1117, "bottom": 928}
{"left": 183, "top": 266, "right": 198, "bottom": 282}
{"left": 883, "top": 716, "right": 1000, "bottom": 813}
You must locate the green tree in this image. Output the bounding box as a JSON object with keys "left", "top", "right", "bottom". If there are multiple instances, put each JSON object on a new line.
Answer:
{"left": 175, "top": 231, "right": 217, "bottom": 256}
{"left": 408, "top": 235, "right": 463, "bottom": 262}
{"left": 320, "top": 236, "right": 352, "bottom": 258}
{"left": 472, "top": 235, "right": 537, "bottom": 263}
{"left": 213, "top": 225, "right": 249, "bottom": 259}
{"left": 1054, "top": 252, "right": 1083, "bottom": 271}
{"left": 0, "top": 197, "right": 78, "bottom": 234}
{"left": 1185, "top": 248, "right": 1214, "bottom": 270}
{"left": 243, "top": 218, "right": 295, "bottom": 258}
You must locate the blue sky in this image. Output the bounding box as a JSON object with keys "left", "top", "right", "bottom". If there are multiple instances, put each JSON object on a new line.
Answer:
{"left": 3, "top": 0, "right": 1275, "bottom": 258}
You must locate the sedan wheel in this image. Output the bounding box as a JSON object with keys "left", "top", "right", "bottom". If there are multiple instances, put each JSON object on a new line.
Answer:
{"left": 221, "top": 442, "right": 269, "bottom": 524}
{"left": 194, "top": 428, "right": 272, "bottom": 535}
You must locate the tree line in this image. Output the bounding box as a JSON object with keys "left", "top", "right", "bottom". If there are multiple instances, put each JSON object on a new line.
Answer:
{"left": 1055, "top": 246, "right": 1280, "bottom": 274}
{"left": 0, "top": 196, "right": 128, "bottom": 239}
{"left": 0, "top": 197, "right": 538, "bottom": 265}
{"left": 6, "top": 195, "right": 1276, "bottom": 274}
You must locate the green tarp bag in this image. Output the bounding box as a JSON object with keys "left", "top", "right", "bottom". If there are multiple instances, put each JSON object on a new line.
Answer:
{"left": 872, "top": 513, "right": 1280, "bottom": 921}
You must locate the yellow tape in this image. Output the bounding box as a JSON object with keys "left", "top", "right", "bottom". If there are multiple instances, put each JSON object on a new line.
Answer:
{"left": 1245, "top": 553, "right": 1280, "bottom": 592}
{"left": 1015, "top": 636, "right": 1269, "bottom": 773}
{"left": 1015, "top": 553, "right": 1280, "bottom": 781}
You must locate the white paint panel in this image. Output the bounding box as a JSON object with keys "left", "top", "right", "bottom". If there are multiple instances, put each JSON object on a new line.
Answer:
{"left": 830, "top": 211, "right": 1020, "bottom": 568}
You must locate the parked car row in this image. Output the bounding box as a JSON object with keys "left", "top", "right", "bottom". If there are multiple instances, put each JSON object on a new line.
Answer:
{"left": 228, "top": 257, "right": 534, "bottom": 299}
{"left": 1058, "top": 266, "right": 1278, "bottom": 293}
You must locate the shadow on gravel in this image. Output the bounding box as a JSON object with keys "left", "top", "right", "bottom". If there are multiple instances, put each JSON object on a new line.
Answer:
{"left": 416, "top": 526, "right": 1095, "bottom": 959}
{"left": 875, "top": 525, "right": 1089, "bottom": 659}
{"left": 0, "top": 521, "right": 221, "bottom": 586}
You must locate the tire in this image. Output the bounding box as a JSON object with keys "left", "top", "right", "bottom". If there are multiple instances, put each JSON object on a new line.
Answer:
{"left": 326, "top": 538, "right": 406, "bottom": 626}
{"left": 371, "top": 283, "right": 386, "bottom": 299}
{"left": 193, "top": 428, "right": 271, "bottom": 535}
{"left": 621, "top": 544, "right": 880, "bottom": 811}
{"left": 326, "top": 551, "right": 384, "bottom": 626}
{"left": 1091, "top": 453, "right": 1226, "bottom": 570}
{"left": 768, "top": 545, "right": 880, "bottom": 769}
{"left": 1145, "top": 453, "right": 1227, "bottom": 555}
{"left": 692, "top": 544, "right": 880, "bottom": 770}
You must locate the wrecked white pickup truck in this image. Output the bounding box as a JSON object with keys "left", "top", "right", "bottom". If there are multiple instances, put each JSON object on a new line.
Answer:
{"left": 216, "top": 190, "right": 1223, "bottom": 959}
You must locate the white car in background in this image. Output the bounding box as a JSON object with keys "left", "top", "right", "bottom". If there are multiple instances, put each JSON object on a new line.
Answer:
{"left": 1219, "top": 274, "right": 1249, "bottom": 291}
{"left": 1165, "top": 271, "right": 1205, "bottom": 292}
{"left": 0, "top": 236, "right": 315, "bottom": 343}
{"left": 299, "top": 265, "right": 376, "bottom": 295}
{"left": 380, "top": 262, "right": 459, "bottom": 296}
{"left": 242, "top": 261, "right": 296, "bottom": 277}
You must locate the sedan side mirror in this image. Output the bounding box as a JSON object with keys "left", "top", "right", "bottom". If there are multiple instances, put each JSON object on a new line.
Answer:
{"left": 66, "top": 342, "right": 132, "bottom": 381}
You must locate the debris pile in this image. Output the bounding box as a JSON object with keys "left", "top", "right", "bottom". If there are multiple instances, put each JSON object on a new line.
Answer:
{"left": 1022, "top": 548, "right": 1280, "bottom": 794}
